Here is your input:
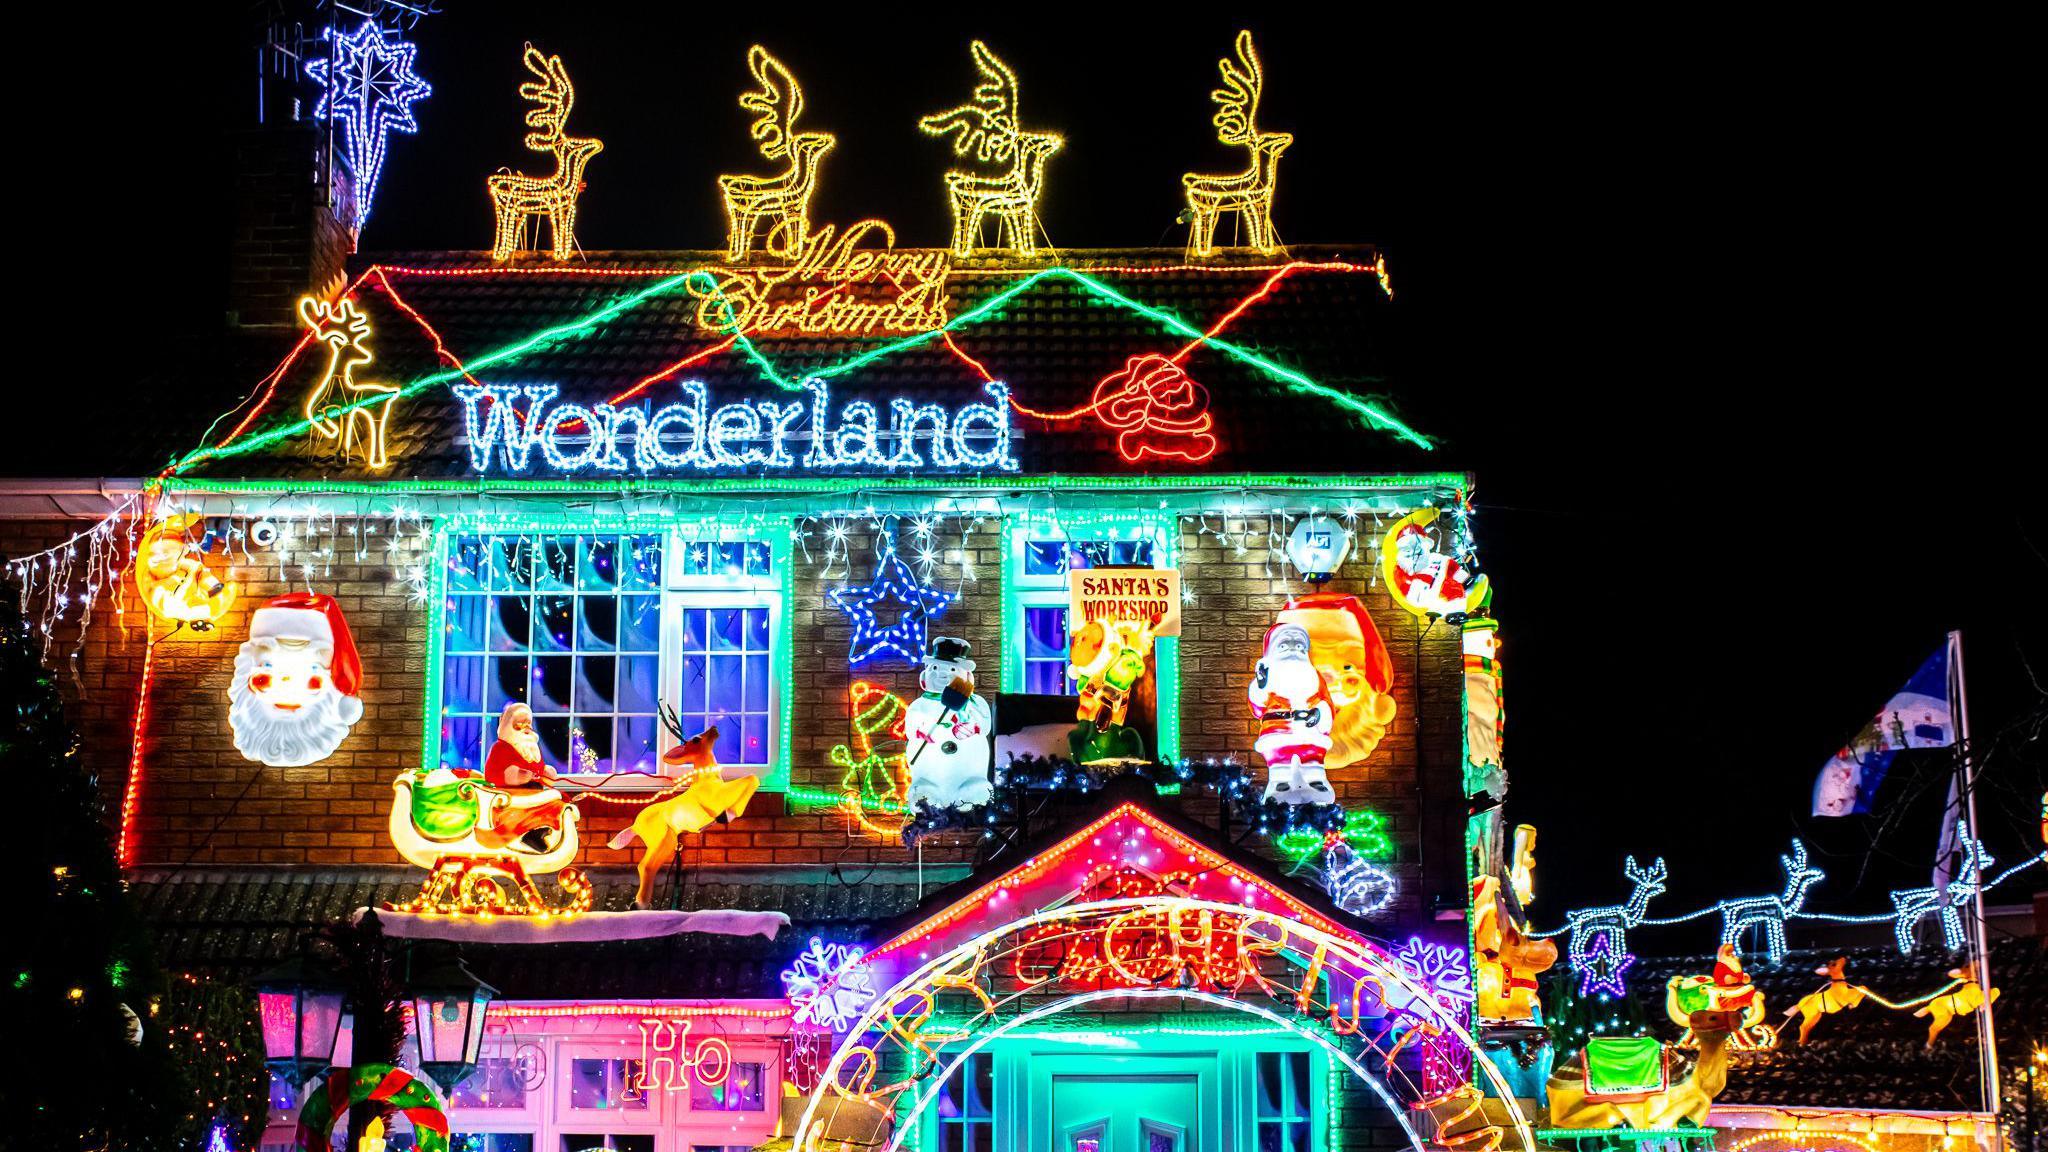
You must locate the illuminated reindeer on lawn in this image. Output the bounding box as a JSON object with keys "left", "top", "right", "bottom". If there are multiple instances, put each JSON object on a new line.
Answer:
{"left": 488, "top": 45, "right": 603, "bottom": 261}
{"left": 719, "top": 46, "right": 836, "bottom": 260}
{"left": 920, "top": 41, "right": 1063, "bottom": 257}
{"left": 298, "top": 297, "right": 399, "bottom": 470}
{"left": 1183, "top": 30, "right": 1292, "bottom": 256}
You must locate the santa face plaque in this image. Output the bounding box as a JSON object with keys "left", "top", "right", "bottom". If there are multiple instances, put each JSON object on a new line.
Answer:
{"left": 227, "top": 593, "right": 366, "bottom": 767}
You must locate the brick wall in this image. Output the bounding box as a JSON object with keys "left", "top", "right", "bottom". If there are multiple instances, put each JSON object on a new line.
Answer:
{"left": 229, "top": 124, "right": 356, "bottom": 329}
{"left": 14, "top": 511, "right": 1467, "bottom": 904}
{"left": 1175, "top": 514, "right": 1468, "bottom": 918}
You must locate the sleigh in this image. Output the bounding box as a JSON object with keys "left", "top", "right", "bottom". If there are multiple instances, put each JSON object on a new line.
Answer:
{"left": 386, "top": 769, "right": 592, "bottom": 917}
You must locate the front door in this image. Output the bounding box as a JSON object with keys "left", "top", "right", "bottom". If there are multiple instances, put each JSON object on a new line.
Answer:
{"left": 1050, "top": 1073, "right": 1199, "bottom": 1152}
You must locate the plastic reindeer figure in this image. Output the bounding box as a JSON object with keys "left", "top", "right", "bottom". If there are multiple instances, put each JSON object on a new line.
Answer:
{"left": 1914, "top": 966, "right": 1999, "bottom": 1046}
{"left": 1183, "top": 31, "right": 1293, "bottom": 256}
{"left": 607, "top": 706, "right": 761, "bottom": 909}
{"left": 488, "top": 45, "right": 603, "bottom": 261}
{"left": 298, "top": 297, "right": 399, "bottom": 469}
{"left": 919, "top": 41, "right": 1063, "bottom": 257}
{"left": 1565, "top": 855, "right": 1668, "bottom": 978}
{"left": 1781, "top": 955, "right": 1869, "bottom": 1044}
{"left": 1887, "top": 838, "right": 1993, "bottom": 954}
{"left": 1718, "top": 840, "right": 1825, "bottom": 965}
{"left": 719, "top": 46, "right": 836, "bottom": 260}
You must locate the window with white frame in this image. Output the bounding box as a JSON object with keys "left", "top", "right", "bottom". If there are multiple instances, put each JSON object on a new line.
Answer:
{"left": 438, "top": 532, "right": 783, "bottom": 782}
{"left": 1254, "top": 1051, "right": 1313, "bottom": 1152}
{"left": 1009, "top": 532, "right": 1160, "bottom": 695}
{"left": 934, "top": 1051, "right": 994, "bottom": 1152}
{"left": 688, "top": 1061, "right": 766, "bottom": 1112}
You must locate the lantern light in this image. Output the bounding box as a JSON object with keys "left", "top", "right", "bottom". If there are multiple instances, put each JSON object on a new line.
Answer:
{"left": 253, "top": 950, "right": 349, "bottom": 1088}
{"left": 407, "top": 949, "right": 498, "bottom": 1094}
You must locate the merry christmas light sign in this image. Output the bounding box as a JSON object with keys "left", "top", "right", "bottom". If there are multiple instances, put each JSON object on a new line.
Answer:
{"left": 454, "top": 379, "right": 1016, "bottom": 475}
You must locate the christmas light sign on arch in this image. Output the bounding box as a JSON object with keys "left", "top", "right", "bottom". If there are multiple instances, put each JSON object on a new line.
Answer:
{"left": 793, "top": 894, "right": 1537, "bottom": 1152}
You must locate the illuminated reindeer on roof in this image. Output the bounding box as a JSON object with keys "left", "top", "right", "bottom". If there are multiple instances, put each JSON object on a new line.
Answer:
{"left": 1718, "top": 839, "right": 1824, "bottom": 965}
{"left": 297, "top": 297, "right": 399, "bottom": 470}
{"left": 1184, "top": 31, "right": 1292, "bottom": 256}
{"left": 488, "top": 45, "right": 603, "bottom": 261}
{"left": 719, "top": 47, "right": 836, "bottom": 261}
{"left": 920, "top": 41, "right": 1063, "bottom": 258}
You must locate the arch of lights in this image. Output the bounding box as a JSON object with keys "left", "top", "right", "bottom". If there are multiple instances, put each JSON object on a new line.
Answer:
{"left": 794, "top": 895, "right": 1535, "bottom": 1152}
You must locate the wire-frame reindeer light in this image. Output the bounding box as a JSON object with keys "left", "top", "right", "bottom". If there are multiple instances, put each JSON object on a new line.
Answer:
{"left": 1564, "top": 855, "right": 1667, "bottom": 981}
{"left": 919, "top": 41, "right": 1063, "bottom": 258}
{"left": 487, "top": 45, "right": 603, "bottom": 261}
{"left": 1183, "top": 30, "right": 1293, "bottom": 257}
{"left": 297, "top": 296, "right": 400, "bottom": 470}
{"left": 1718, "top": 839, "right": 1825, "bottom": 965}
{"left": 719, "top": 46, "right": 837, "bottom": 261}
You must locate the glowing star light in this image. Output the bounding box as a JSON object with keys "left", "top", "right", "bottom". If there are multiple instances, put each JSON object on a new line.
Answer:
{"left": 298, "top": 296, "right": 400, "bottom": 469}
{"left": 1183, "top": 31, "right": 1290, "bottom": 256}
{"left": 488, "top": 45, "right": 603, "bottom": 261}
{"left": 1577, "top": 931, "right": 1635, "bottom": 998}
{"left": 719, "top": 46, "right": 836, "bottom": 260}
{"left": 828, "top": 547, "right": 956, "bottom": 665}
{"left": 919, "top": 41, "right": 1063, "bottom": 257}
{"left": 780, "top": 937, "right": 878, "bottom": 1031}
{"left": 305, "top": 20, "right": 430, "bottom": 227}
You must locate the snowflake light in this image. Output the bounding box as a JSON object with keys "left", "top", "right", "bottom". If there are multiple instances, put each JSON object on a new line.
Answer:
{"left": 780, "top": 936, "right": 877, "bottom": 1031}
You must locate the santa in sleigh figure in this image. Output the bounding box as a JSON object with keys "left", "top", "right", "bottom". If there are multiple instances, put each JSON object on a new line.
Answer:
{"left": 386, "top": 702, "right": 588, "bottom": 915}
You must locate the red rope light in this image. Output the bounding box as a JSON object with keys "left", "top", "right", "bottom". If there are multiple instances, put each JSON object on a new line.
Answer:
{"left": 117, "top": 624, "right": 156, "bottom": 866}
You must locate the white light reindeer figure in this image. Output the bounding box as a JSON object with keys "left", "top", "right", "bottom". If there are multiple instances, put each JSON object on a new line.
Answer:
{"left": 1887, "top": 838, "right": 1992, "bottom": 954}
{"left": 1565, "top": 856, "right": 1668, "bottom": 976}
{"left": 919, "top": 41, "right": 1063, "bottom": 257}
{"left": 1183, "top": 30, "right": 1292, "bottom": 256}
{"left": 1718, "top": 840, "right": 1824, "bottom": 965}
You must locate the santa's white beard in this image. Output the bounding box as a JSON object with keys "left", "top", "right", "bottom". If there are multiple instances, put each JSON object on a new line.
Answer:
{"left": 228, "top": 657, "right": 364, "bottom": 767}
{"left": 503, "top": 726, "right": 541, "bottom": 763}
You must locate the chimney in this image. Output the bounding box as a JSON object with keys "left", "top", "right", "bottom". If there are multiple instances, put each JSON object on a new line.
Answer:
{"left": 227, "top": 122, "right": 358, "bottom": 329}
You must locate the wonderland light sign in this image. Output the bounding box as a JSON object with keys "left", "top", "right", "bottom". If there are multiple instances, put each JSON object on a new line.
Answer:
{"left": 454, "top": 380, "right": 1016, "bottom": 474}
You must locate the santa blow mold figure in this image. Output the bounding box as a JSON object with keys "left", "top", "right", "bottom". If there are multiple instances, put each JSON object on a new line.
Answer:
{"left": 482, "top": 702, "right": 568, "bottom": 852}
{"left": 228, "top": 592, "right": 364, "bottom": 767}
{"left": 905, "top": 637, "right": 993, "bottom": 810}
{"left": 1248, "top": 621, "right": 1336, "bottom": 804}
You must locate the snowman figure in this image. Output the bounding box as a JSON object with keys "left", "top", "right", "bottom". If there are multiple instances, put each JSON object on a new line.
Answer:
{"left": 1248, "top": 622, "right": 1337, "bottom": 804}
{"left": 905, "top": 637, "right": 994, "bottom": 810}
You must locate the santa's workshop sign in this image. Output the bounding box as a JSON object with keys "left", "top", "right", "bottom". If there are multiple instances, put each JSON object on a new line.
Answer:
{"left": 1069, "top": 568, "right": 1182, "bottom": 637}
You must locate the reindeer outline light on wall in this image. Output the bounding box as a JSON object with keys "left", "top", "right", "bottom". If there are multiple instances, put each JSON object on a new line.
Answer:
{"left": 1887, "top": 838, "right": 1992, "bottom": 954}
{"left": 1718, "top": 839, "right": 1824, "bottom": 965}
{"left": 297, "top": 296, "right": 399, "bottom": 470}
{"left": 1564, "top": 855, "right": 1667, "bottom": 980}
{"left": 1183, "top": 30, "right": 1292, "bottom": 257}
{"left": 919, "top": 41, "right": 1063, "bottom": 258}
{"left": 487, "top": 45, "right": 603, "bottom": 261}
{"left": 719, "top": 46, "right": 837, "bottom": 261}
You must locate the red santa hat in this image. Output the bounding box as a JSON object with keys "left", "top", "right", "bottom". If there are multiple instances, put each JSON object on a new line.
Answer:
{"left": 1712, "top": 943, "right": 1747, "bottom": 988}
{"left": 248, "top": 592, "right": 361, "bottom": 697}
{"left": 1281, "top": 592, "right": 1394, "bottom": 693}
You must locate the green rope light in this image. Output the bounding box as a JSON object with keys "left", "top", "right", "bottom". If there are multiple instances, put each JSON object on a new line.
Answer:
{"left": 162, "top": 472, "right": 1470, "bottom": 498}
{"left": 165, "top": 264, "right": 1430, "bottom": 477}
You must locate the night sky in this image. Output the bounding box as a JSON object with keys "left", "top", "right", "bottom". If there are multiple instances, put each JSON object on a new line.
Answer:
{"left": 26, "top": 7, "right": 2042, "bottom": 929}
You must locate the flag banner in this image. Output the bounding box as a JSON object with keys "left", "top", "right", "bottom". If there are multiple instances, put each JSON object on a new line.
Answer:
{"left": 1811, "top": 645, "right": 1954, "bottom": 816}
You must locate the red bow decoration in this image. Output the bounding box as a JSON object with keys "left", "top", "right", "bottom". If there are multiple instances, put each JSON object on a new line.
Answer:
{"left": 1090, "top": 354, "right": 1219, "bottom": 463}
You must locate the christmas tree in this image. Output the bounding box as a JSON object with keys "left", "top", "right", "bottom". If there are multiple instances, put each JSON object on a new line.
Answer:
{"left": 5, "top": 583, "right": 192, "bottom": 1149}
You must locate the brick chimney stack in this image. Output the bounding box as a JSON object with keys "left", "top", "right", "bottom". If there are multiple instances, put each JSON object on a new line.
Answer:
{"left": 227, "top": 122, "right": 358, "bottom": 328}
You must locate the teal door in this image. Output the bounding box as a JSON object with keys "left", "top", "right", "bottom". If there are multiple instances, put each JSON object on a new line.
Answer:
{"left": 1050, "top": 1073, "right": 1198, "bottom": 1152}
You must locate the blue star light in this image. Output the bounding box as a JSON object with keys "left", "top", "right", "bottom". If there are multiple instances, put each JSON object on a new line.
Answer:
{"left": 828, "top": 549, "right": 955, "bottom": 665}
{"left": 1576, "top": 930, "right": 1635, "bottom": 998}
{"left": 305, "top": 20, "right": 431, "bottom": 226}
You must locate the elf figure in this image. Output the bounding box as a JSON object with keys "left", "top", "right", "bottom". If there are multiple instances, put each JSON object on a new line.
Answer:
{"left": 1067, "top": 617, "right": 1156, "bottom": 762}
{"left": 1248, "top": 622, "right": 1336, "bottom": 804}
{"left": 904, "top": 637, "right": 993, "bottom": 810}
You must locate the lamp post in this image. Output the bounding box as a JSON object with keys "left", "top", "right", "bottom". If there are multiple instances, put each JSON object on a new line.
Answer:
{"left": 254, "top": 950, "right": 349, "bottom": 1088}
{"left": 407, "top": 949, "right": 498, "bottom": 1095}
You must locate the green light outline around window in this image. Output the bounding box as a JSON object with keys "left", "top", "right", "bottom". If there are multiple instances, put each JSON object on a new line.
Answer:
{"left": 419, "top": 526, "right": 450, "bottom": 773}
{"left": 999, "top": 511, "right": 1181, "bottom": 763}
{"left": 161, "top": 472, "right": 1471, "bottom": 498}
